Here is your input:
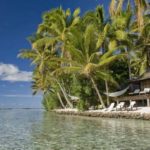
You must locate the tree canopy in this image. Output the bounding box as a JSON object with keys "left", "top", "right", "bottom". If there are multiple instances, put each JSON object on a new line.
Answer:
{"left": 19, "top": 0, "right": 150, "bottom": 111}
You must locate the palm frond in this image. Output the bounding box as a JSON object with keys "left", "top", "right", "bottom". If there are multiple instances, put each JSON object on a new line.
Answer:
{"left": 96, "top": 5, "right": 104, "bottom": 24}
{"left": 96, "top": 71, "right": 118, "bottom": 86}
{"left": 73, "top": 8, "right": 80, "bottom": 18}
{"left": 116, "top": 0, "right": 124, "bottom": 15}
{"left": 18, "top": 50, "right": 37, "bottom": 60}
{"left": 98, "top": 54, "right": 126, "bottom": 68}
{"left": 109, "top": 0, "right": 116, "bottom": 17}
{"left": 52, "top": 66, "right": 81, "bottom": 76}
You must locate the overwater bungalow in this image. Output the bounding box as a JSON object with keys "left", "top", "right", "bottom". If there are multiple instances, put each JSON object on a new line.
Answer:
{"left": 114, "top": 71, "right": 150, "bottom": 107}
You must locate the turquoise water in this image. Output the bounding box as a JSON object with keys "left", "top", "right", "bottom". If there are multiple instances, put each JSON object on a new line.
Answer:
{"left": 0, "top": 109, "right": 150, "bottom": 150}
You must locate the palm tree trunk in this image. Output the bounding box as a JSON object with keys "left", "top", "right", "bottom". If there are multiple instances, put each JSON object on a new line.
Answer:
{"left": 126, "top": 47, "right": 134, "bottom": 91}
{"left": 128, "top": 58, "right": 132, "bottom": 80}
{"left": 90, "top": 77, "right": 106, "bottom": 108}
{"left": 105, "top": 80, "right": 110, "bottom": 106}
{"left": 126, "top": 47, "right": 132, "bottom": 80}
{"left": 57, "top": 92, "right": 66, "bottom": 109}
{"left": 55, "top": 79, "right": 73, "bottom": 108}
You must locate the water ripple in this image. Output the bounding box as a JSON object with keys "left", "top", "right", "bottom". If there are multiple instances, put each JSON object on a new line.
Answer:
{"left": 0, "top": 110, "right": 150, "bottom": 150}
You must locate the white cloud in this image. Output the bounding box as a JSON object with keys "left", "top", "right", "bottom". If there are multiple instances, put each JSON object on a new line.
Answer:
{"left": 0, "top": 63, "right": 32, "bottom": 82}
{"left": 0, "top": 63, "right": 19, "bottom": 75}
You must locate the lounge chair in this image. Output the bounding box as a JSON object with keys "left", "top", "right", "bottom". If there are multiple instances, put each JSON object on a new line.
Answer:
{"left": 139, "top": 88, "right": 150, "bottom": 94}
{"left": 115, "top": 102, "right": 125, "bottom": 111}
{"left": 128, "top": 89, "right": 140, "bottom": 95}
{"left": 127, "top": 101, "right": 137, "bottom": 111}
{"left": 101, "top": 102, "right": 115, "bottom": 112}
{"left": 107, "top": 103, "right": 115, "bottom": 112}
{"left": 89, "top": 106, "right": 95, "bottom": 110}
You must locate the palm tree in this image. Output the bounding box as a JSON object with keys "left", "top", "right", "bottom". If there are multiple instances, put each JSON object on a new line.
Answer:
{"left": 37, "top": 7, "right": 81, "bottom": 59}
{"left": 109, "top": 0, "right": 149, "bottom": 32}
{"left": 18, "top": 1, "right": 149, "bottom": 111}
{"left": 52, "top": 24, "right": 125, "bottom": 108}
{"left": 134, "top": 0, "right": 149, "bottom": 32}
{"left": 18, "top": 37, "right": 73, "bottom": 108}
{"left": 109, "top": 0, "right": 141, "bottom": 81}
{"left": 29, "top": 7, "right": 82, "bottom": 108}
{"left": 131, "top": 21, "right": 150, "bottom": 76}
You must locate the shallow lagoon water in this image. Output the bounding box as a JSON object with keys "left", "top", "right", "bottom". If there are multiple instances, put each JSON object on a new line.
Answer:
{"left": 0, "top": 109, "right": 150, "bottom": 150}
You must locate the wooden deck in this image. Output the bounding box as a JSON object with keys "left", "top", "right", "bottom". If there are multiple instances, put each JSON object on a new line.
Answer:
{"left": 114, "top": 94, "right": 150, "bottom": 106}
{"left": 114, "top": 94, "right": 150, "bottom": 101}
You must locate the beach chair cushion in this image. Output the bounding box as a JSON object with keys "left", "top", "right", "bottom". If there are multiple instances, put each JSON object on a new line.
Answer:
{"left": 129, "top": 89, "right": 140, "bottom": 95}
{"left": 107, "top": 103, "right": 115, "bottom": 112}
{"left": 127, "top": 101, "right": 136, "bottom": 110}
{"left": 140, "top": 88, "right": 150, "bottom": 94}
{"left": 115, "top": 102, "right": 125, "bottom": 110}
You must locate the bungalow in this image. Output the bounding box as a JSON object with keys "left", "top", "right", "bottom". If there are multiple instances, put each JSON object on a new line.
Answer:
{"left": 114, "top": 72, "right": 150, "bottom": 107}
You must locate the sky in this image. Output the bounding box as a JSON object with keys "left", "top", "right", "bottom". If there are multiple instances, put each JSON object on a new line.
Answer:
{"left": 0, "top": 0, "right": 110, "bottom": 108}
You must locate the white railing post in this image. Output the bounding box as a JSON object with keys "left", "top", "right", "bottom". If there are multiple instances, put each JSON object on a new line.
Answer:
{"left": 147, "top": 98, "right": 150, "bottom": 107}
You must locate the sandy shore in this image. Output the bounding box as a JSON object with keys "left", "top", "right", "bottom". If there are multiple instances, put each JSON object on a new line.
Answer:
{"left": 54, "top": 107, "right": 150, "bottom": 120}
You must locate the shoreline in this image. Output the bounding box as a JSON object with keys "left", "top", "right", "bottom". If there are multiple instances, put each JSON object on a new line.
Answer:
{"left": 54, "top": 108, "right": 150, "bottom": 120}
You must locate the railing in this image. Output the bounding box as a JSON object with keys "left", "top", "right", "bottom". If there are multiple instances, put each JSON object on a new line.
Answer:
{"left": 114, "top": 93, "right": 150, "bottom": 107}
{"left": 115, "top": 94, "right": 150, "bottom": 101}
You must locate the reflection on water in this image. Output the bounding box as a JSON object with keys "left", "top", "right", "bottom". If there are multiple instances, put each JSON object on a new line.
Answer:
{"left": 0, "top": 110, "right": 150, "bottom": 150}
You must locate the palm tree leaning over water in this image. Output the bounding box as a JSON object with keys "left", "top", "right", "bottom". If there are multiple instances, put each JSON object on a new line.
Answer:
{"left": 18, "top": 37, "right": 70, "bottom": 109}
{"left": 35, "top": 7, "right": 81, "bottom": 108}
{"left": 19, "top": 8, "right": 82, "bottom": 109}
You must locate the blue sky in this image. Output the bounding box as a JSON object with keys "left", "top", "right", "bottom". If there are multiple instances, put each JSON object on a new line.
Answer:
{"left": 0, "top": 0, "right": 110, "bottom": 108}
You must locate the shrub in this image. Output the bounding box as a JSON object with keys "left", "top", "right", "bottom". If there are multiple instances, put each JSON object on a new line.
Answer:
{"left": 42, "top": 93, "right": 59, "bottom": 111}
{"left": 77, "top": 100, "right": 89, "bottom": 111}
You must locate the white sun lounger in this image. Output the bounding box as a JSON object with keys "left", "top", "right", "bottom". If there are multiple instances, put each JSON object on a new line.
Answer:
{"left": 107, "top": 103, "right": 115, "bottom": 112}
{"left": 127, "top": 101, "right": 137, "bottom": 111}
{"left": 128, "top": 89, "right": 140, "bottom": 95}
{"left": 115, "top": 102, "right": 125, "bottom": 111}
{"left": 101, "top": 102, "right": 115, "bottom": 112}
{"left": 139, "top": 88, "right": 150, "bottom": 94}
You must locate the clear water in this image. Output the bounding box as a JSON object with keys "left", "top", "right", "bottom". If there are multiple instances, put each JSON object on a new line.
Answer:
{"left": 0, "top": 109, "right": 150, "bottom": 150}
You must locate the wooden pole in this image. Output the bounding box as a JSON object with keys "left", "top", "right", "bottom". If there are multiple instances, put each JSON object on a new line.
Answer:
{"left": 147, "top": 98, "right": 150, "bottom": 107}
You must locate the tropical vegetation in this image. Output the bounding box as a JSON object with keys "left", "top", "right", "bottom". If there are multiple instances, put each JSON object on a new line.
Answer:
{"left": 19, "top": 0, "right": 150, "bottom": 111}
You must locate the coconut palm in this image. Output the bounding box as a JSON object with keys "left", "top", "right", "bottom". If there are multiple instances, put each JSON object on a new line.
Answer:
{"left": 18, "top": 37, "right": 73, "bottom": 108}
{"left": 37, "top": 7, "right": 81, "bottom": 59}
{"left": 52, "top": 24, "right": 125, "bottom": 108}
{"left": 18, "top": 1, "right": 149, "bottom": 111}
{"left": 109, "top": 0, "right": 142, "bottom": 81}
{"left": 134, "top": 0, "right": 149, "bottom": 32}
{"left": 109, "top": 0, "right": 149, "bottom": 31}
{"left": 131, "top": 21, "right": 150, "bottom": 76}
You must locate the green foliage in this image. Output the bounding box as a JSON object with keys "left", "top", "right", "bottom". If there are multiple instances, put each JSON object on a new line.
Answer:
{"left": 78, "top": 76, "right": 99, "bottom": 106}
{"left": 42, "top": 93, "right": 60, "bottom": 111}
{"left": 77, "top": 99, "right": 89, "bottom": 111}
{"left": 19, "top": 0, "right": 150, "bottom": 111}
{"left": 110, "top": 60, "right": 129, "bottom": 88}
